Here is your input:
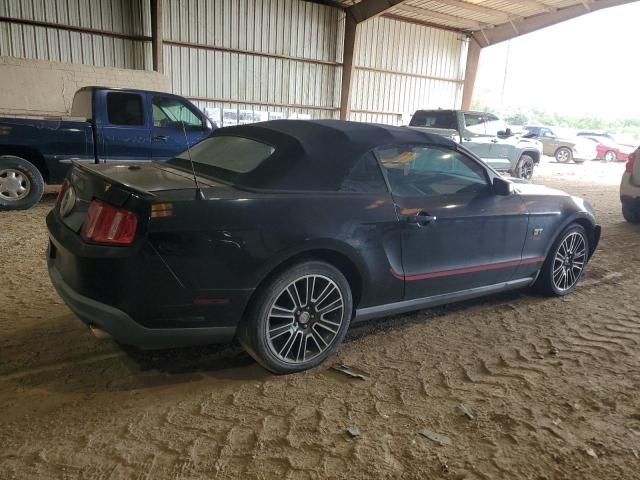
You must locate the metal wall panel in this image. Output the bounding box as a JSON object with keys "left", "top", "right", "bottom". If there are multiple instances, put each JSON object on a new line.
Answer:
{"left": 163, "top": 0, "right": 343, "bottom": 123}
{"left": 0, "top": 0, "right": 150, "bottom": 69}
{"left": 349, "top": 16, "right": 466, "bottom": 125}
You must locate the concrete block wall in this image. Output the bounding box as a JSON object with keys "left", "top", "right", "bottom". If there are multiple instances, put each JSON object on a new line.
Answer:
{"left": 0, "top": 57, "right": 171, "bottom": 118}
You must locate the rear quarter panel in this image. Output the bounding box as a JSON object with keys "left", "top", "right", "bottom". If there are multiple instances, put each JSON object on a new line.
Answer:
{"left": 0, "top": 117, "right": 93, "bottom": 183}
{"left": 147, "top": 190, "right": 404, "bottom": 309}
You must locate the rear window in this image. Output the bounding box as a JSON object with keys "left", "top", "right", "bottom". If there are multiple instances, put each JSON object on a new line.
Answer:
{"left": 176, "top": 136, "right": 275, "bottom": 173}
{"left": 409, "top": 111, "right": 457, "bottom": 129}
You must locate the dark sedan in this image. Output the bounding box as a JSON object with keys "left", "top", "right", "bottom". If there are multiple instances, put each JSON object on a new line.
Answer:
{"left": 47, "top": 120, "right": 601, "bottom": 373}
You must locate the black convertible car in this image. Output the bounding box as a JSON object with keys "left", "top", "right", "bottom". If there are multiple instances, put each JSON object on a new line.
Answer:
{"left": 47, "top": 120, "right": 600, "bottom": 373}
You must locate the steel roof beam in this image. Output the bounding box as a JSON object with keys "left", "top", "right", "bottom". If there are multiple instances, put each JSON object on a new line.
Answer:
{"left": 472, "top": 0, "right": 636, "bottom": 46}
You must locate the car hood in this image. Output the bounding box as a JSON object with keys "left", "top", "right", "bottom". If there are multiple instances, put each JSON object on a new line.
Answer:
{"left": 508, "top": 179, "right": 569, "bottom": 197}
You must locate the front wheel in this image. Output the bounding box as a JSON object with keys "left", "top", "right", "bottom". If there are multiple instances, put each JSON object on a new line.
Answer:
{"left": 0, "top": 155, "right": 45, "bottom": 211}
{"left": 534, "top": 224, "right": 589, "bottom": 296}
{"left": 513, "top": 154, "right": 535, "bottom": 180}
{"left": 238, "top": 261, "right": 353, "bottom": 374}
{"left": 555, "top": 147, "right": 573, "bottom": 163}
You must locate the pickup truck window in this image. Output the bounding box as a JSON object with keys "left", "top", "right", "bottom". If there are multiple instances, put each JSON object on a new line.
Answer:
{"left": 152, "top": 96, "right": 203, "bottom": 128}
{"left": 107, "top": 92, "right": 144, "bottom": 126}
{"left": 409, "top": 111, "right": 456, "bottom": 129}
{"left": 70, "top": 90, "right": 92, "bottom": 118}
{"left": 176, "top": 135, "right": 275, "bottom": 173}
{"left": 463, "top": 113, "right": 486, "bottom": 135}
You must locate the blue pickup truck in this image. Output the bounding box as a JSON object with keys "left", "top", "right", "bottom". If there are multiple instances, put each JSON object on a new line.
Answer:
{"left": 0, "top": 86, "right": 215, "bottom": 210}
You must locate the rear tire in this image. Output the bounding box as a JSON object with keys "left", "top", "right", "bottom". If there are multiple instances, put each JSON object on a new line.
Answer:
{"left": 604, "top": 150, "right": 617, "bottom": 162}
{"left": 534, "top": 223, "right": 589, "bottom": 296}
{"left": 555, "top": 147, "right": 572, "bottom": 163}
{"left": 622, "top": 200, "right": 640, "bottom": 224}
{"left": 0, "top": 155, "right": 44, "bottom": 211}
{"left": 237, "top": 261, "right": 353, "bottom": 374}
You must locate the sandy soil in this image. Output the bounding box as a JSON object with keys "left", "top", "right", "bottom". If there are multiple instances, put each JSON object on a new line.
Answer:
{"left": 1, "top": 158, "right": 639, "bottom": 480}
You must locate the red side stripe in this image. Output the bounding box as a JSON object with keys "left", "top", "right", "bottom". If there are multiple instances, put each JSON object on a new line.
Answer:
{"left": 392, "top": 256, "right": 546, "bottom": 281}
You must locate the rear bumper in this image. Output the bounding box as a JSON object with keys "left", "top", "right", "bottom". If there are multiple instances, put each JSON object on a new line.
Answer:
{"left": 48, "top": 259, "right": 236, "bottom": 349}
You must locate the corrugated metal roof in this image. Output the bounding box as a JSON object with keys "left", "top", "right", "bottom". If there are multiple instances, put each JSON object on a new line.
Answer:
{"left": 311, "top": 0, "right": 600, "bottom": 32}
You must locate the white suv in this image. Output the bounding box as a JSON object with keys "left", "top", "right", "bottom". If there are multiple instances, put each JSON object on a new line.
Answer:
{"left": 621, "top": 147, "right": 640, "bottom": 223}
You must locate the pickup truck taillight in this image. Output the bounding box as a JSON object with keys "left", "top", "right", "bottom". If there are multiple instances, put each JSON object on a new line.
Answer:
{"left": 626, "top": 149, "right": 637, "bottom": 173}
{"left": 81, "top": 200, "right": 137, "bottom": 246}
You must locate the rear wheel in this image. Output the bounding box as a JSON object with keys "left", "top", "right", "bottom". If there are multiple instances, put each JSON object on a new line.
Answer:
{"left": 622, "top": 200, "right": 640, "bottom": 224}
{"left": 534, "top": 224, "right": 589, "bottom": 296}
{"left": 604, "top": 150, "right": 617, "bottom": 162}
{"left": 513, "top": 154, "right": 535, "bottom": 180}
{"left": 0, "top": 155, "right": 44, "bottom": 211}
{"left": 238, "top": 261, "right": 353, "bottom": 374}
{"left": 555, "top": 147, "right": 572, "bottom": 163}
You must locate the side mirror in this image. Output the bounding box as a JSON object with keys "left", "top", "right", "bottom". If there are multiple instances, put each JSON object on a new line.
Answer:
{"left": 493, "top": 176, "right": 514, "bottom": 196}
{"left": 497, "top": 128, "right": 512, "bottom": 138}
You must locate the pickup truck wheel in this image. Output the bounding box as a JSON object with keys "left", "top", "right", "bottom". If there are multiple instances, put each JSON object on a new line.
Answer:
{"left": 555, "top": 147, "right": 572, "bottom": 163}
{"left": 0, "top": 156, "right": 45, "bottom": 211}
{"left": 513, "top": 154, "right": 535, "bottom": 180}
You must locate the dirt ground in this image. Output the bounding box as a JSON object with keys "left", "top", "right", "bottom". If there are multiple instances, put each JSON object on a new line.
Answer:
{"left": 1, "top": 158, "right": 639, "bottom": 480}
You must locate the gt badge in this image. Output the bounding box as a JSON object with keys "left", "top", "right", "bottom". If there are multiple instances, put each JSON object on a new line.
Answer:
{"left": 532, "top": 227, "right": 544, "bottom": 238}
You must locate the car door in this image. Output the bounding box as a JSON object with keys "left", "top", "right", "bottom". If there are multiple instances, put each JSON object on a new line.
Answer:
{"left": 460, "top": 112, "right": 496, "bottom": 166}
{"left": 484, "top": 114, "right": 514, "bottom": 171}
{"left": 97, "top": 91, "right": 152, "bottom": 161}
{"left": 376, "top": 144, "right": 529, "bottom": 300}
{"left": 151, "top": 95, "right": 211, "bottom": 160}
{"left": 539, "top": 128, "right": 559, "bottom": 156}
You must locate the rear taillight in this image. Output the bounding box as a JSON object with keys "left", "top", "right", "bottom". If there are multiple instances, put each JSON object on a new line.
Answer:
{"left": 626, "top": 148, "right": 637, "bottom": 173}
{"left": 81, "top": 200, "right": 138, "bottom": 246}
{"left": 55, "top": 179, "right": 70, "bottom": 208}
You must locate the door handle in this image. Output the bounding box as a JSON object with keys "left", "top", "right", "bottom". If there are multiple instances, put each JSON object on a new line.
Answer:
{"left": 491, "top": 138, "right": 499, "bottom": 143}
{"left": 405, "top": 211, "right": 437, "bottom": 226}
{"left": 153, "top": 135, "right": 168, "bottom": 142}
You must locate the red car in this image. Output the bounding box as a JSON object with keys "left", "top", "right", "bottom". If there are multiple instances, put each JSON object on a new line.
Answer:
{"left": 584, "top": 136, "right": 636, "bottom": 162}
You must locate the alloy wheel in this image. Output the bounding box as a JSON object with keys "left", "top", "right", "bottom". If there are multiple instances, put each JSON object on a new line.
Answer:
{"left": 604, "top": 151, "right": 616, "bottom": 162}
{"left": 0, "top": 169, "right": 31, "bottom": 201}
{"left": 265, "top": 274, "right": 345, "bottom": 364}
{"left": 519, "top": 158, "right": 534, "bottom": 180}
{"left": 552, "top": 231, "right": 587, "bottom": 292}
{"left": 556, "top": 149, "right": 570, "bottom": 163}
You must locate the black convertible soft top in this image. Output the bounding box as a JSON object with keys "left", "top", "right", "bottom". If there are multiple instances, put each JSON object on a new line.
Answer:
{"left": 192, "top": 119, "right": 458, "bottom": 191}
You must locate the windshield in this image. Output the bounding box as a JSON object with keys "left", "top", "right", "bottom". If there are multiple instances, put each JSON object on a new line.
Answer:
{"left": 174, "top": 135, "right": 275, "bottom": 174}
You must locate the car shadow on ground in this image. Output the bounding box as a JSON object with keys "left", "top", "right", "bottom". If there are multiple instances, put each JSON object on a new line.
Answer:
{"left": 0, "top": 289, "right": 538, "bottom": 395}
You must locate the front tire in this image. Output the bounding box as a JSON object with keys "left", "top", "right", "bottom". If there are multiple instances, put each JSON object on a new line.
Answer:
{"left": 622, "top": 200, "right": 640, "bottom": 224}
{"left": 513, "top": 154, "right": 535, "bottom": 180}
{"left": 0, "top": 155, "right": 45, "bottom": 211}
{"left": 604, "top": 150, "right": 617, "bottom": 162}
{"left": 555, "top": 147, "right": 572, "bottom": 163}
{"left": 534, "top": 224, "right": 589, "bottom": 296}
{"left": 238, "top": 261, "right": 353, "bottom": 374}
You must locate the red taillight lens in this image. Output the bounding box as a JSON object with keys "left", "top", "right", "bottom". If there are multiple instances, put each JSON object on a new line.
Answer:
{"left": 81, "top": 200, "right": 138, "bottom": 246}
{"left": 626, "top": 149, "right": 637, "bottom": 173}
{"left": 55, "top": 179, "right": 70, "bottom": 208}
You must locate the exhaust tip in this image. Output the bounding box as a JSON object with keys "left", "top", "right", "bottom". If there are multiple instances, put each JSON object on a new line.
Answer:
{"left": 89, "top": 325, "right": 112, "bottom": 340}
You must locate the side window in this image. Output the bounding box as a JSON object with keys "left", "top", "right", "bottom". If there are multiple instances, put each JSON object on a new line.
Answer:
{"left": 339, "top": 152, "right": 387, "bottom": 193}
{"left": 376, "top": 145, "right": 488, "bottom": 197}
{"left": 152, "top": 96, "right": 203, "bottom": 128}
{"left": 463, "top": 113, "right": 486, "bottom": 135}
{"left": 106, "top": 92, "right": 143, "bottom": 126}
{"left": 484, "top": 114, "right": 508, "bottom": 136}
{"left": 409, "top": 111, "right": 457, "bottom": 129}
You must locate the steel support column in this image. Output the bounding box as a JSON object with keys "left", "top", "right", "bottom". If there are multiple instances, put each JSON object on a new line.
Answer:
{"left": 150, "top": 0, "right": 163, "bottom": 73}
{"left": 461, "top": 38, "right": 482, "bottom": 110}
